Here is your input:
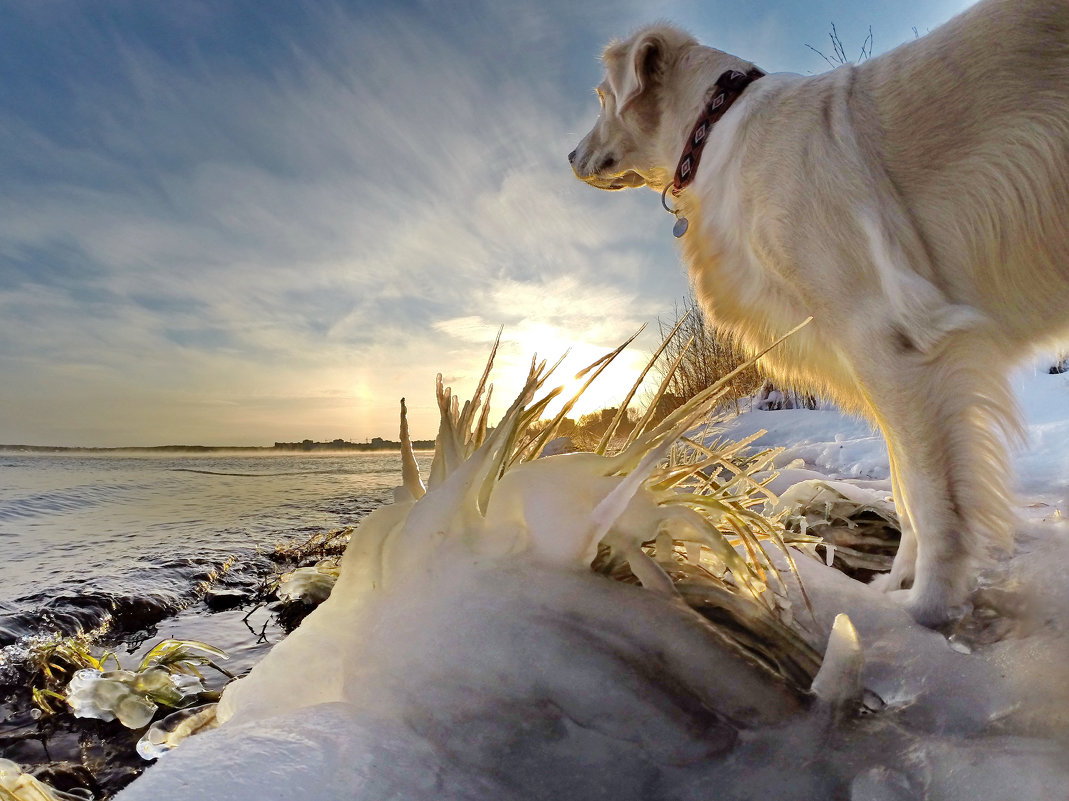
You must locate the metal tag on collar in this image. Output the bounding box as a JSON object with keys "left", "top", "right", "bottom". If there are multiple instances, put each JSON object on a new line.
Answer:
{"left": 661, "top": 184, "right": 689, "bottom": 238}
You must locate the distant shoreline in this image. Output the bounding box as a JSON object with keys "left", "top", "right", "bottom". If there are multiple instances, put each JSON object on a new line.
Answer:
{"left": 0, "top": 438, "right": 436, "bottom": 455}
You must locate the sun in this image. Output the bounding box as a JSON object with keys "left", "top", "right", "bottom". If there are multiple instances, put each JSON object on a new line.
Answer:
{"left": 501, "top": 327, "right": 656, "bottom": 423}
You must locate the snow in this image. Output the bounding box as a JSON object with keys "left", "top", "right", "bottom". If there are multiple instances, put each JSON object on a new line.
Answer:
{"left": 1011, "top": 365, "right": 1069, "bottom": 506}
{"left": 709, "top": 406, "right": 891, "bottom": 481}
{"left": 116, "top": 366, "right": 1069, "bottom": 801}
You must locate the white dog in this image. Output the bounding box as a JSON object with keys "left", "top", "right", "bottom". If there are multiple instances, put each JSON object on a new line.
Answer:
{"left": 570, "top": 0, "right": 1069, "bottom": 627}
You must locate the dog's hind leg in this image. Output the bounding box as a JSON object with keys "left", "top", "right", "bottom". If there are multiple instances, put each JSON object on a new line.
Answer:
{"left": 844, "top": 327, "right": 1018, "bottom": 627}
{"left": 826, "top": 210, "right": 1022, "bottom": 624}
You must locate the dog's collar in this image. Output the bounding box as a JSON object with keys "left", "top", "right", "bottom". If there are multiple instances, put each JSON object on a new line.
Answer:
{"left": 673, "top": 67, "right": 765, "bottom": 192}
{"left": 662, "top": 67, "right": 765, "bottom": 237}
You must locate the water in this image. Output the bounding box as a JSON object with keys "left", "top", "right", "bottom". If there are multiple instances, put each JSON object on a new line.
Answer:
{"left": 0, "top": 451, "right": 421, "bottom": 790}
{"left": 0, "top": 451, "right": 418, "bottom": 651}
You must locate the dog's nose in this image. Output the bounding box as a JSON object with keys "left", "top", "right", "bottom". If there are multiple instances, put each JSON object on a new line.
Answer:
{"left": 568, "top": 149, "right": 577, "bottom": 164}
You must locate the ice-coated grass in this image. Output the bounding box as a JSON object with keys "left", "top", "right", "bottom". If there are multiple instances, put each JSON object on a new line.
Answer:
{"left": 0, "top": 758, "right": 84, "bottom": 801}
{"left": 62, "top": 639, "right": 232, "bottom": 729}
{"left": 404, "top": 323, "right": 824, "bottom": 688}
{"left": 203, "top": 324, "right": 828, "bottom": 737}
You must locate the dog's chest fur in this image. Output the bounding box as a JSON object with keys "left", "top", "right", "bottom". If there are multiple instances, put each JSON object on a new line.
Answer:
{"left": 674, "top": 100, "right": 857, "bottom": 406}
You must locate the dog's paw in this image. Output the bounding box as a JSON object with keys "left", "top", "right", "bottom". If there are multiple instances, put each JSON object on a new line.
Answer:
{"left": 868, "top": 572, "right": 900, "bottom": 593}
{"left": 892, "top": 588, "right": 969, "bottom": 629}
{"left": 871, "top": 551, "right": 916, "bottom": 594}
{"left": 869, "top": 568, "right": 915, "bottom": 593}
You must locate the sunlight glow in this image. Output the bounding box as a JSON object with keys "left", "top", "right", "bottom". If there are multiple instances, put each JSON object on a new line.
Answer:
{"left": 498, "top": 327, "right": 656, "bottom": 422}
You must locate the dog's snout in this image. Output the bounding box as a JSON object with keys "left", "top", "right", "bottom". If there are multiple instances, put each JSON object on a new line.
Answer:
{"left": 568, "top": 149, "right": 577, "bottom": 164}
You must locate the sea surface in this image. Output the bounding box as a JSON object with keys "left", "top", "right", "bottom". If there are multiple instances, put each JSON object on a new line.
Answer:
{"left": 0, "top": 451, "right": 422, "bottom": 670}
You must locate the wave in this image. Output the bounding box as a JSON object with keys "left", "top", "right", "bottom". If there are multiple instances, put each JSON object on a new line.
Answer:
{"left": 0, "top": 482, "right": 148, "bottom": 521}
{"left": 0, "top": 552, "right": 271, "bottom": 649}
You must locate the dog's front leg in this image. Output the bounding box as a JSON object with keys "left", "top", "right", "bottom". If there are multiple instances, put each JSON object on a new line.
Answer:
{"left": 868, "top": 441, "right": 917, "bottom": 593}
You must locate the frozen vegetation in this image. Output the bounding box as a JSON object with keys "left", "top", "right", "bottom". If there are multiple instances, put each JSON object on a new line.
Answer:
{"left": 112, "top": 351, "right": 1069, "bottom": 801}
{"left": 275, "top": 559, "right": 342, "bottom": 605}
{"left": 66, "top": 667, "right": 203, "bottom": 730}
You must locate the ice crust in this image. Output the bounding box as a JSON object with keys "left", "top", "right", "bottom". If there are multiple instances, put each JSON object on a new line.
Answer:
{"left": 135, "top": 703, "right": 220, "bottom": 760}
{"left": 116, "top": 368, "right": 1069, "bottom": 801}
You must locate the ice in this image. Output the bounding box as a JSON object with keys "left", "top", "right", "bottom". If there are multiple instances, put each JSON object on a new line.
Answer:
{"left": 115, "top": 359, "right": 1069, "bottom": 801}
{"left": 136, "top": 703, "right": 220, "bottom": 760}
{"left": 276, "top": 559, "right": 341, "bottom": 605}
{"left": 776, "top": 478, "right": 895, "bottom": 517}
{"left": 809, "top": 613, "right": 862, "bottom": 706}
{"left": 774, "top": 478, "right": 899, "bottom": 570}
{"left": 65, "top": 669, "right": 154, "bottom": 727}
{"left": 65, "top": 667, "right": 204, "bottom": 730}
{"left": 0, "top": 758, "right": 91, "bottom": 801}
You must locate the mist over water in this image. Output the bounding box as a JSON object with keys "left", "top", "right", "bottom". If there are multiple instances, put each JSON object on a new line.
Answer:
{"left": 0, "top": 452, "right": 417, "bottom": 646}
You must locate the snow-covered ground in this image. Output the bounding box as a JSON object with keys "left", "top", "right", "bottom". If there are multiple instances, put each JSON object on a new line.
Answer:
{"left": 117, "top": 365, "right": 1069, "bottom": 801}
{"left": 719, "top": 361, "right": 1069, "bottom": 514}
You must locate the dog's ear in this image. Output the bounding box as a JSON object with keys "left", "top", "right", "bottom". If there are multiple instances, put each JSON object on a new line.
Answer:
{"left": 606, "top": 30, "right": 666, "bottom": 112}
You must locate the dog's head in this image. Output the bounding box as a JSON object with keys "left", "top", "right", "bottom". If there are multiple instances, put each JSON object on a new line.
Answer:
{"left": 569, "top": 25, "right": 699, "bottom": 191}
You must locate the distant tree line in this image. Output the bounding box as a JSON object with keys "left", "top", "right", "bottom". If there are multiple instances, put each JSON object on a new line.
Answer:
{"left": 272, "top": 437, "right": 435, "bottom": 452}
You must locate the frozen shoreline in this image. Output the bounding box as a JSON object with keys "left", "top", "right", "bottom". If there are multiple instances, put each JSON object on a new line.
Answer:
{"left": 115, "top": 368, "right": 1069, "bottom": 800}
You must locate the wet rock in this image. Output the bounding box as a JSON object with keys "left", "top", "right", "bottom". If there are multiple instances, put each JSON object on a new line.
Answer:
{"left": 205, "top": 590, "right": 246, "bottom": 612}
{"left": 31, "top": 762, "right": 100, "bottom": 799}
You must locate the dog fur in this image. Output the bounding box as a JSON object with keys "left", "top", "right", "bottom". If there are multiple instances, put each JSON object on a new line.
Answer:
{"left": 570, "top": 0, "right": 1069, "bottom": 626}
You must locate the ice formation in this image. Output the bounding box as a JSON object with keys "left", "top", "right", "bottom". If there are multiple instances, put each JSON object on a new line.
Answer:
{"left": 115, "top": 347, "right": 1069, "bottom": 801}
{"left": 774, "top": 478, "right": 901, "bottom": 574}
{"left": 136, "top": 703, "right": 220, "bottom": 760}
{"left": 0, "top": 758, "right": 83, "bottom": 801}
{"left": 62, "top": 639, "right": 228, "bottom": 734}
{"left": 275, "top": 559, "right": 341, "bottom": 604}
{"left": 66, "top": 667, "right": 203, "bottom": 729}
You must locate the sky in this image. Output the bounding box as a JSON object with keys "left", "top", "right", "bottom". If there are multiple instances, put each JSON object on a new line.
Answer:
{"left": 0, "top": 0, "right": 974, "bottom": 447}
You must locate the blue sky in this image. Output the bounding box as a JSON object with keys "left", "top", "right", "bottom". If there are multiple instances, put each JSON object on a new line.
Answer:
{"left": 0, "top": 0, "right": 973, "bottom": 446}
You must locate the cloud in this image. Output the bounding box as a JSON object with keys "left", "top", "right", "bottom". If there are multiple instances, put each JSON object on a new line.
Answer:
{"left": 0, "top": 0, "right": 690, "bottom": 446}
{"left": 1, "top": 0, "right": 968, "bottom": 445}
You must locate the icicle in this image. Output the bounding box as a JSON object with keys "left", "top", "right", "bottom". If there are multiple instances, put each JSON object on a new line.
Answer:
{"left": 810, "top": 613, "right": 863, "bottom": 709}
{"left": 624, "top": 545, "right": 678, "bottom": 597}
{"left": 399, "top": 398, "right": 426, "bottom": 500}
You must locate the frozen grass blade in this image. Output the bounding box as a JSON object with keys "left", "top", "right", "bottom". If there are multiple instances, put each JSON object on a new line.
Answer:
{"left": 596, "top": 313, "right": 691, "bottom": 455}
{"left": 457, "top": 326, "right": 502, "bottom": 443}
{"left": 625, "top": 336, "right": 696, "bottom": 449}
{"left": 511, "top": 337, "right": 637, "bottom": 467}
{"left": 138, "top": 639, "right": 235, "bottom": 680}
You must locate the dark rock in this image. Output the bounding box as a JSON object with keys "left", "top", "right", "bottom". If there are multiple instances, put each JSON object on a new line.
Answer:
{"left": 33, "top": 762, "right": 102, "bottom": 799}
{"left": 205, "top": 590, "right": 246, "bottom": 613}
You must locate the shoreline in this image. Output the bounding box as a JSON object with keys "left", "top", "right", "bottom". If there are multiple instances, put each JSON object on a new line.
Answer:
{"left": 0, "top": 441, "right": 437, "bottom": 455}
